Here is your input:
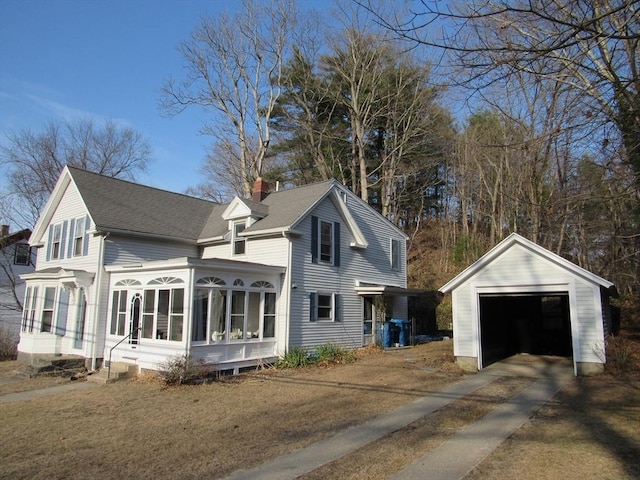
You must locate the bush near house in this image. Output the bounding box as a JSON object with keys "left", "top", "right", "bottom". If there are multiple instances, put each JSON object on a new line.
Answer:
{"left": 607, "top": 294, "right": 640, "bottom": 375}
{"left": 0, "top": 325, "right": 18, "bottom": 361}
{"left": 277, "top": 343, "right": 356, "bottom": 369}
{"left": 157, "top": 355, "right": 213, "bottom": 386}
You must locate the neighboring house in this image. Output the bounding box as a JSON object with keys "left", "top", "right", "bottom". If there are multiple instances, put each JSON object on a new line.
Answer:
{"left": 439, "top": 233, "right": 617, "bottom": 376}
{"left": 18, "top": 167, "right": 412, "bottom": 372}
{"left": 0, "top": 226, "right": 35, "bottom": 342}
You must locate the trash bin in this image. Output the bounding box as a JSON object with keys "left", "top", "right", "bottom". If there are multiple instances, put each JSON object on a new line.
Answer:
{"left": 390, "top": 319, "right": 411, "bottom": 347}
{"left": 376, "top": 322, "right": 399, "bottom": 348}
{"left": 376, "top": 322, "right": 390, "bottom": 348}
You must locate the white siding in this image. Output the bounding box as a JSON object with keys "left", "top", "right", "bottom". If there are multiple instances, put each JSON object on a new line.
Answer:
{"left": 289, "top": 192, "right": 407, "bottom": 350}
{"left": 19, "top": 183, "right": 104, "bottom": 362}
{"left": 452, "top": 286, "right": 475, "bottom": 358}
{"left": 103, "top": 234, "right": 197, "bottom": 265}
{"left": 450, "top": 241, "right": 609, "bottom": 371}
{"left": 474, "top": 245, "right": 573, "bottom": 286}
{"left": 201, "top": 235, "right": 289, "bottom": 267}
{"left": 574, "top": 281, "right": 605, "bottom": 363}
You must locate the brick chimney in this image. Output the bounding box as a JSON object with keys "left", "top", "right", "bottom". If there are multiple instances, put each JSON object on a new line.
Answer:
{"left": 1, "top": 225, "right": 9, "bottom": 237}
{"left": 252, "top": 177, "right": 270, "bottom": 202}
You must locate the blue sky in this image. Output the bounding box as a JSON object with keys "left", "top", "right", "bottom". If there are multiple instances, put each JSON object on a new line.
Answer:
{"left": 0, "top": 0, "right": 312, "bottom": 195}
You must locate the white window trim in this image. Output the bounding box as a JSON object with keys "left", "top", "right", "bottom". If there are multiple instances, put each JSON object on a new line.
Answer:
{"left": 192, "top": 282, "right": 276, "bottom": 345}
{"left": 73, "top": 216, "right": 85, "bottom": 257}
{"left": 52, "top": 223, "right": 62, "bottom": 260}
{"left": 311, "top": 291, "right": 340, "bottom": 322}
{"left": 391, "top": 238, "right": 400, "bottom": 271}
{"left": 232, "top": 220, "right": 247, "bottom": 256}
{"left": 319, "top": 220, "right": 333, "bottom": 264}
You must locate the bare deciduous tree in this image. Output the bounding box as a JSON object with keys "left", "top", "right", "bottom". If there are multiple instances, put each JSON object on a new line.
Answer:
{"left": 1, "top": 118, "right": 151, "bottom": 227}
{"left": 161, "top": 0, "right": 298, "bottom": 198}
{"left": 363, "top": 0, "right": 640, "bottom": 184}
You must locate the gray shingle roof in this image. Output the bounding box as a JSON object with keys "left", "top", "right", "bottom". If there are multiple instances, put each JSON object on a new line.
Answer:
{"left": 68, "top": 167, "right": 335, "bottom": 242}
{"left": 245, "top": 180, "right": 334, "bottom": 233}
{"left": 68, "top": 167, "right": 215, "bottom": 241}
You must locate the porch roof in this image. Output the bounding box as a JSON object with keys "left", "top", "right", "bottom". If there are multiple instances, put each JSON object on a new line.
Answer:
{"left": 355, "top": 283, "right": 424, "bottom": 296}
{"left": 105, "top": 256, "right": 286, "bottom": 275}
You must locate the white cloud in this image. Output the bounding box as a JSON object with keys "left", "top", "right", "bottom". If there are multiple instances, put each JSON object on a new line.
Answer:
{"left": 23, "top": 93, "right": 132, "bottom": 128}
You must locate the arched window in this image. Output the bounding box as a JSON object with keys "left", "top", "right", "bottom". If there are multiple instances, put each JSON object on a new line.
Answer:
{"left": 251, "top": 281, "right": 274, "bottom": 289}
{"left": 148, "top": 277, "right": 183, "bottom": 286}
{"left": 196, "top": 277, "right": 226, "bottom": 286}
{"left": 233, "top": 279, "right": 244, "bottom": 286}
{"left": 114, "top": 279, "right": 141, "bottom": 286}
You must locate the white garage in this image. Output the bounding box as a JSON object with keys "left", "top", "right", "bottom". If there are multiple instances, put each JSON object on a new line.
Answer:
{"left": 439, "top": 233, "right": 617, "bottom": 376}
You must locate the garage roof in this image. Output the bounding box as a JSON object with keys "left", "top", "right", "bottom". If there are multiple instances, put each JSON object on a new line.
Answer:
{"left": 439, "top": 233, "right": 616, "bottom": 294}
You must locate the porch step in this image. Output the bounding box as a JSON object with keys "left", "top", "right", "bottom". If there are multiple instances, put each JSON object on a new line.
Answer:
{"left": 88, "top": 362, "right": 138, "bottom": 384}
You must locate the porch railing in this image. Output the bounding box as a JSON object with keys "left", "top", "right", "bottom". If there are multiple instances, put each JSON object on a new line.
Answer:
{"left": 107, "top": 327, "right": 141, "bottom": 380}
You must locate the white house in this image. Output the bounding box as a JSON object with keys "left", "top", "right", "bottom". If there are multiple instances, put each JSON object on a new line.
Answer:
{"left": 0, "top": 226, "right": 35, "bottom": 344}
{"left": 17, "top": 167, "right": 412, "bottom": 373}
{"left": 439, "top": 233, "right": 617, "bottom": 376}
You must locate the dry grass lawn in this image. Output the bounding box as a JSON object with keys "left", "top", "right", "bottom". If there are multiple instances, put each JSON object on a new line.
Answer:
{"left": 0, "top": 340, "right": 638, "bottom": 480}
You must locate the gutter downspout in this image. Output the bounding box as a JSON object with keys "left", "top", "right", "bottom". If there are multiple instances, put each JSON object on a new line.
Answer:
{"left": 185, "top": 267, "right": 194, "bottom": 357}
{"left": 283, "top": 231, "right": 292, "bottom": 354}
{"left": 90, "top": 232, "right": 107, "bottom": 371}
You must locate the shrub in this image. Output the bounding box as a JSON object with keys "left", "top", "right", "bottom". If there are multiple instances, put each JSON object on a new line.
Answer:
{"left": 157, "top": 355, "right": 210, "bottom": 386}
{"left": 0, "top": 326, "right": 18, "bottom": 361}
{"left": 276, "top": 346, "right": 311, "bottom": 368}
{"left": 606, "top": 334, "right": 633, "bottom": 373}
{"left": 276, "top": 344, "right": 356, "bottom": 369}
{"left": 316, "top": 343, "right": 355, "bottom": 364}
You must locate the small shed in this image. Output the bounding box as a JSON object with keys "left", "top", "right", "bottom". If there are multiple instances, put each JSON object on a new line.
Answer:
{"left": 440, "top": 233, "right": 617, "bottom": 376}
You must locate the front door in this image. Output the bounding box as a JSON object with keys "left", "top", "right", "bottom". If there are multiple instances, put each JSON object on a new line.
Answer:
{"left": 129, "top": 293, "right": 142, "bottom": 346}
{"left": 363, "top": 297, "right": 375, "bottom": 345}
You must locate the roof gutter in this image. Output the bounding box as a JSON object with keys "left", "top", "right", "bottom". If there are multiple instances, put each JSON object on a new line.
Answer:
{"left": 93, "top": 227, "right": 197, "bottom": 245}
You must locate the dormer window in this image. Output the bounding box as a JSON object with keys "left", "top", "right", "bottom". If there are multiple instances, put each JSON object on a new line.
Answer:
{"left": 233, "top": 221, "right": 246, "bottom": 255}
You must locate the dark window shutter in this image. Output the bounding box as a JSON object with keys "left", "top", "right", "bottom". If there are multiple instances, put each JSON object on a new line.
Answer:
{"left": 60, "top": 220, "right": 68, "bottom": 259}
{"left": 334, "top": 293, "right": 342, "bottom": 322}
{"left": 309, "top": 292, "right": 317, "bottom": 322}
{"left": 311, "top": 216, "right": 318, "bottom": 264}
{"left": 67, "top": 218, "right": 76, "bottom": 258}
{"left": 334, "top": 222, "right": 340, "bottom": 267}
{"left": 46, "top": 226, "right": 53, "bottom": 261}
{"left": 83, "top": 215, "right": 90, "bottom": 256}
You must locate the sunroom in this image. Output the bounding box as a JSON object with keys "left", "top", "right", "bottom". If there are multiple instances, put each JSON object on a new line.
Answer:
{"left": 105, "top": 257, "right": 285, "bottom": 372}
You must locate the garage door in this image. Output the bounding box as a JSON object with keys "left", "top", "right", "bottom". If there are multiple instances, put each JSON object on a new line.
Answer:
{"left": 479, "top": 293, "right": 572, "bottom": 368}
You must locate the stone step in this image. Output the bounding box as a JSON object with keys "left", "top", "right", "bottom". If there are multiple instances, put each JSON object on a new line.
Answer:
{"left": 87, "top": 362, "right": 137, "bottom": 384}
{"left": 15, "top": 356, "right": 86, "bottom": 378}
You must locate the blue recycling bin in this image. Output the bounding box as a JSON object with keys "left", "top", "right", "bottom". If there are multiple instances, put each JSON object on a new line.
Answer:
{"left": 390, "top": 319, "right": 411, "bottom": 346}
{"left": 377, "top": 322, "right": 393, "bottom": 348}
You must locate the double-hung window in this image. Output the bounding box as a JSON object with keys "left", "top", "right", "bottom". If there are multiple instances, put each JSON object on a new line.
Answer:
{"left": 22, "top": 286, "right": 38, "bottom": 332}
{"left": 14, "top": 244, "right": 30, "bottom": 265}
{"left": 233, "top": 221, "right": 246, "bottom": 255}
{"left": 40, "top": 287, "right": 57, "bottom": 332}
{"left": 73, "top": 217, "right": 85, "bottom": 256}
{"left": 320, "top": 221, "right": 333, "bottom": 263}
{"left": 52, "top": 224, "right": 62, "bottom": 260}
{"left": 310, "top": 292, "right": 341, "bottom": 322}
{"left": 311, "top": 216, "right": 341, "bottom": 266}
{"left": 391, "top": 238, "right": 401, "bottom": 271}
